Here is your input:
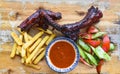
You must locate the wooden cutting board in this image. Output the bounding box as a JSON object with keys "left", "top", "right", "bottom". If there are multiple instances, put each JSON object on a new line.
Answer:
{"left": 0, "top": 1, "right": 120, "bottom": 74}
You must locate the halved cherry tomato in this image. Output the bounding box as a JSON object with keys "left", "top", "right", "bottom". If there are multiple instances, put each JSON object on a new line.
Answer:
{"left": 96, "top": 59, "right": 104, "bottom": 74}
{"left": 84, "top": 39, "right": 101, "bottom": 47}
{"left": 102, "top": 35, "right": 110, "bottom": 52}
{"left": 87, "top": 26, "right": 99, "bottom": 34}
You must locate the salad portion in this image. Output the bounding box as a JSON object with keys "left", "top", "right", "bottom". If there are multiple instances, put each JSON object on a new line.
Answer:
{"left": 77, "top": 26, "right": 115, "bottom": 74}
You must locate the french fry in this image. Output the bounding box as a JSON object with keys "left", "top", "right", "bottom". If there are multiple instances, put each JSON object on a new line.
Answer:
{"left": 38, "top": 28, "right": 53, "bottom": 34}
{"left": 21, "top": 58, "right": 25, "bottom": 64}
{"left": 17, "top": 35, "right": 23, "bottom": 55}
{"left": 10, "top": 43, "right": 17, "bottom": 58}
{"left": 24, "top": 32, "right": 29, "bottom": 42}
{"left": 21, "top": 47, "right": 26, "bottom": 58}
{"left": 26, "top": 48, "right": 30, "bottom": 57}
{"left": 45, "top": 29, "right": 53, "bottom": 34}
{"left": 26, "top": 36, "right": 49, "bottom": 64}
{"left": 37, "top": 28, "right": 44, "bottom": 31}
{"left": 16, "top": 49, "right": 19, "bottom": 55}
{"left": 33, "top": 50, "right": 45, "bottom": 64}
{"left": 23, "top": 32, "right": 44, "bottom": 49}
{"left": 26, "top": 64, "right": 41, "bottom": 70}
{"left": 32, "top": 48, "right": 45, "bottom": 62}
{"left": 11, "top": 32, "right": 22, "bottom": 45}
{"left": 21, "top": 56, "right": 28, "bottom": 64}
{"left": 29, "top": 38, "right": 42, "bottom": 53}
{"left": 46, "top": 34, "right": 56, "bottom": 45}
{"left": 17, "top": 45, "right": 22, "bottom": 55}
{"left": 19, "top": 35, "right": 23, "bottom": 42}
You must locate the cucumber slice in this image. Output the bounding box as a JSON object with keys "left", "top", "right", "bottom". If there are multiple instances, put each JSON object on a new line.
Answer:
{"left": 92, "top": 32, "right": 106, "bottom": 39}
{"left": 78, "top": 39, "right": 91, "bottom": 52}
{"left": 77, "top": 45, "right": 87, "bottom": 59}
{"left": 91, "top": 46, "right": 111, "bottom": 61}
{"left": 84, "top": 52, "right": 98, "bottom": 66}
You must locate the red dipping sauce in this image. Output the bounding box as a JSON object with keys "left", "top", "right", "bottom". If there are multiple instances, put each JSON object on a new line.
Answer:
{"left": 49, "top": 41, "right": 75, "bottom": 68}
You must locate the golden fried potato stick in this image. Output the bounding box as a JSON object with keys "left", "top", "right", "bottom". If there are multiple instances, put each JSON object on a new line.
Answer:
{"left": 11, "top": 32, "right": 22, "bottom": 45}
{"left": 21, "top": 47, "right": 26, "bottom": 57}
{"left": 24, "top": 32, "right": 29, "bottom": 42}
{"left": 46, "top": 34, "right": 56, "bottom": 45}
{"left": 17, "top": 45, "right": 22, "bottom": 55}
{"left": 26, "top": 36, "right": 49, "bottom": 64}
{"left": 15, "top": 43, "right": 20, "bottom": 55}
{"left": 38, "top": 28, "right": 53, "bottom": 34}
{"left": 17, "top": 35, "right": 23, "bottom": 56}
{"left": 33, "top": 50, "right": 45, "bottom": 64}
{"left": 19, "top": 35, "right": 23, "bottom": 42}
{"left": 26, "top": 48, "right": 30, "bottom": 57}
{"left": 16, "top": 49, "right": 19, "bottom": 55}
{"left": 29, "top": 38, "right": 42, "bottom": 53}
{"left": 21, "top": 58, "right": 25, "bottom": 64}
{"left": 26, "top": 64, "right": 41, "bottom": 70}
{"left": 23, "top": 32, "right": 44, "bottom": 49}
{"left": 10, "top": 43, "right": 17, "bottom": 58}
{"left": 32, "top": 47, "right": 45, "bottom": 62}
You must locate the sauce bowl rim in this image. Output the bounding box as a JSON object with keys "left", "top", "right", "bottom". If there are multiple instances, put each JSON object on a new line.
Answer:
{"left": 45, "top": 37, "right": 80, "bottom": 73}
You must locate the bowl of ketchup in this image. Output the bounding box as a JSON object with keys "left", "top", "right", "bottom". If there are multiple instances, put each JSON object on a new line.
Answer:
{"left": 45, "top": 37, "right": 80, "bottom": 73}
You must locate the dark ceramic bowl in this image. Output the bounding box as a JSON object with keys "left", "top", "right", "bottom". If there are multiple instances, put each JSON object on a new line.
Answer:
{"left": 45, "top": 37, "right": 80, "bottom": 73}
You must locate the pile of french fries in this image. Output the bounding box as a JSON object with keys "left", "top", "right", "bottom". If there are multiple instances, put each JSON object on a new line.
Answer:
{"left": 10, "top": 28, "right": 56, "bottom": 69}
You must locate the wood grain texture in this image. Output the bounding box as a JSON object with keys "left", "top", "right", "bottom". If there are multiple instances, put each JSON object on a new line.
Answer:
{"left": 0, "top": 0, "right": 120, "bottom": 74}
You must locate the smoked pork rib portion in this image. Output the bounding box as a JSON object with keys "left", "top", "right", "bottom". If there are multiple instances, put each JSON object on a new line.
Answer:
{"left": 19, "top": 9, "right": 62, "bottom": 31}
{"left": 19, "top": 6, "right": 103, "bottom": 41}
